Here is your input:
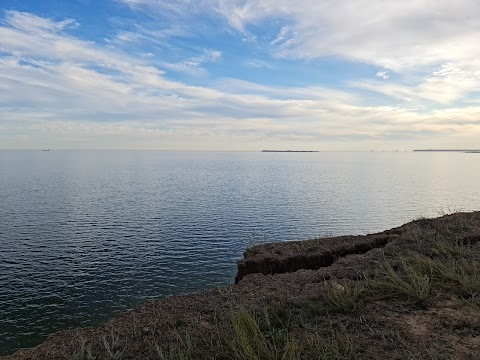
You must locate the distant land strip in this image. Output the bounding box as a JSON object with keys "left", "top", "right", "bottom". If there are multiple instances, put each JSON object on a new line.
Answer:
{"left": 261, "top": 150, "right": 319, "bottom": 153}
{"left": 414, "top": 149, "right": 480, "bottom": 152}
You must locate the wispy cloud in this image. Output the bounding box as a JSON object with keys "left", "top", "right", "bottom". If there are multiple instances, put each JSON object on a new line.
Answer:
{"left": 114, "top": 0, "right": 480, "bottom": 72}
{"left": 115, "top": 1, "right": 480, "bottom": 103}
{"left": 161, "top": 49, "right": 222, "bottom": 76}
{"left": 5, "top": 10, "right": 79, "bottom": 32}
{"left": 1, "top": 6, "right": 480, "bottom": 150}
{"left": 205, "top": 1, "right": 480, "bottom": 69}
{"left": 353, "top": 64, "right": 480, "bottom": 105}
{"left": 376, "top": 71, "right": 389, "bottom": 80}
{"left": 270, "top": 26, "right": 291, "bottom": 45}
{"left": 245, "top": 59, "right": 273, "bottom": 69}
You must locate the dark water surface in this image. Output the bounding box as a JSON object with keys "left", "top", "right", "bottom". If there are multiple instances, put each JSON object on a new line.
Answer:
{"left": 1, "top": 150, "right": 479, "bottom": 355}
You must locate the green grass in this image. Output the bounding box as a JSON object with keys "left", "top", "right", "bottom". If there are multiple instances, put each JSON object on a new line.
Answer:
{"left": 430, "top": 235, "right": 468, "bottom": 257}
{"left": 370, "top": 223, "right": 480, "bottom": 307}
{"left": 145, "top": 307, "right": 360, "bottom": 360}
{"left": 372, "top": 258, "right": 431, "bottom": 301}
{"left": 307, "top": 324, "right": 356, "bottom": 360}
{"left": 323, "top": 280, "right": 365, "bottom": 313}
{"left": 229, "top": 308, "right": 298, "bottom": 360}
{"left": 435, "top": 257, "right": 480, "bottom": 297}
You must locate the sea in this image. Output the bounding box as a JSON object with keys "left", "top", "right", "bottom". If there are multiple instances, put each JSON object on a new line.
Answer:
{"left": 1, "top": 150, "right": 479, "bottom": 355}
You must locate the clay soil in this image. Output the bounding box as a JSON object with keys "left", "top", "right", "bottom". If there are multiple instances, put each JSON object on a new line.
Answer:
{"left": 4, "top": 212, "right": 480, "bottom": 359}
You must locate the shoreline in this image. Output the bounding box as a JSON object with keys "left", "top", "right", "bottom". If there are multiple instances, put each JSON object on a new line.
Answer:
{"left": 4, "top": 212, "right": 480, "bottom": 359}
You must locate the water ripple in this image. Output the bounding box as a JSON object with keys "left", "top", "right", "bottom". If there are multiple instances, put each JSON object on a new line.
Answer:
{"left": 1, "top": 150, "right": 480, "bottom": 355}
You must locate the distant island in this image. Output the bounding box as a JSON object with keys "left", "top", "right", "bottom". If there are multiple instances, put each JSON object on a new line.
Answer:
{"left": 261, "top": 150, "right": 319, "bottom": 153}
{"left": 414, "top": 149, "right": 480, "bottom": 152}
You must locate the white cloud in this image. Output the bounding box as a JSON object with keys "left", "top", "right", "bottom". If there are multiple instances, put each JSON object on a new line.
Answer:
{"left": 205, "top": 1, "right": 480, "bottom": 70}
{"left": 159, "top": 49, "right": 221, "bottom": 76}
{"left": 116, "top": 1, "right": 480, "bottom": 71}
{"left": 376, "top": 71, "right": 389, "bottom": 80}
{"left": 245, "top": 59, "right": 273, "bottom": 69}
{"left": 115, "top": 0, "right": 480, "bottom": 108}
{"left": 111, "top": 20, "right": 189, "bottom": 47}
{"left": 270, "top": 26, "right": 290, "bottom": 45}
{"left": 353, "top": 63, "right": 479, "bottom": 105}
{"left": 2, "top": 9, "right": 480, "bottom": 150}
{"left": 5, "top": 10, "right": 78, "bottom": 32}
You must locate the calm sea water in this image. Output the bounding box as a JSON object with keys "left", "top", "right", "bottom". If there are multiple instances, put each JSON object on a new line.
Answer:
{"left": 1, "top": 150, "right": 479, "bottom": 355}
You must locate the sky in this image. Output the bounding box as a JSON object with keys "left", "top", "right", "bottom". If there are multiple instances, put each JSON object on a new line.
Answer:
{"left": 1, "top": 0, "right": 480, "bottom": 151}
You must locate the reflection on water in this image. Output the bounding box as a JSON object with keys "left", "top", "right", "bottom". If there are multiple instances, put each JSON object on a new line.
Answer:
{"left": 0, "top": 150, "right": 479, "bottom": 355}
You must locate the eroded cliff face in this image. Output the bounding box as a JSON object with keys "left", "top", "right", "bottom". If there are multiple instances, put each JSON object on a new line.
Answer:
{"left": 235, "top": 233, "right": 393, "bottom": 282}
{"left": 5, "top": 212, "right": 480, "bottom": 360}
{"left": 235, "top": 214, "right": 480, "bottom": 283}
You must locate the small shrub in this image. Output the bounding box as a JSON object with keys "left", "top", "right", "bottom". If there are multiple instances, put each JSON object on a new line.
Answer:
{"left": 430, "top": 235, "right": 468, "bottom": 257}
{"left": 463, "top": 292, "right": 480, "bottom": 311}
{"left": 102, "top": 331, "right": 124, "bottom": 360}
{"left": 323, "top": 280, "right": 365, "bottom": 313}
{"left": 373, "top": 259, "right": 431, "bottom": 301}
{"left": 70, "top": 337, "right": 93, "bottom": 360}
{"left": 436, "top": 258, "right": 480, "bottom": 296}
{"left": 155, "top": 342, "right": 192, "bottom": 360}
{"left": 229, "top": 308, "right": 300, "bottom": 360}
{"left": 307, "top": 324, "right": 356, "bottom": 360}
{"left": 230, "top": 308, "right": 274, "bottom": 360}
{"left": 403, "top": 224, "right": 426, "bottom": 250}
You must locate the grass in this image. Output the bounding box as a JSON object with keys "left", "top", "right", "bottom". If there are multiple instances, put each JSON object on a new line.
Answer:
{"left": 430, "top": 236, "right": 468, "bottom": 257}
{"left": 370, "top": 213, "right": 479, "bottom": 304}
{"left": 70, "top": 338, "right": 93, "bottom": 360}
{"left": 102, "top": 331, "right": 124, "bottom": 360}
{"left": 434, "top": 257, "right": 480, "bottom": 297}
{"left": 229, "top": 307, "right": 360, "bottom": 360}
{"left": 323, "top": 280, "right": 365, "bottom": 313}
{"left": 372, "top": 258, "right": 432, "bottom": 301}
{"left": 230, "top": 307, "right": 297, "bottom": 360}
{"left": 307, "top": 324, "right": 356, "bottom": 360}
{"left": 368, "top": 252, "right": 480, "bottom": 315}
{"left": 99, "top": 307, "right": 358, "bottom": 360}
{"left": 154, "top": 334, "right": 194, "bottom": 360}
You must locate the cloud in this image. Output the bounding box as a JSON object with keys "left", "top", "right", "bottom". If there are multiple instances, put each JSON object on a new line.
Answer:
{"left": 270, "top": 26, "right": 291, "bottom": 45}
{"left": 245, "top": 59, "right": 272, "bottom": 69}
{"left": 205, "top": 1, "right": 480, "bottom": 70}
{"left": 2, "top": 8, "right": 480, "bottom": 150}
{"left": 115, "top": 1, "right": 480, "bottom": 71}
{"left": 376, "top": 71, "right": 389, "bottom": 80}
{"left": 5, "top": 10, "right": 78, "bottom": 32}
{"left": 114, "top": 0, "right": 480, "bottom": 107}
{"left": 161, "top": 49, "right": 222, "bottom": 75}
{"left": 353, "top": 62, "right": 480, "bottom": 105}
{"left": 110, "top": 18, "right": 190, "bottom": 47}
{"left": 1, "top": 12, "right": 130, "bottom": 72}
